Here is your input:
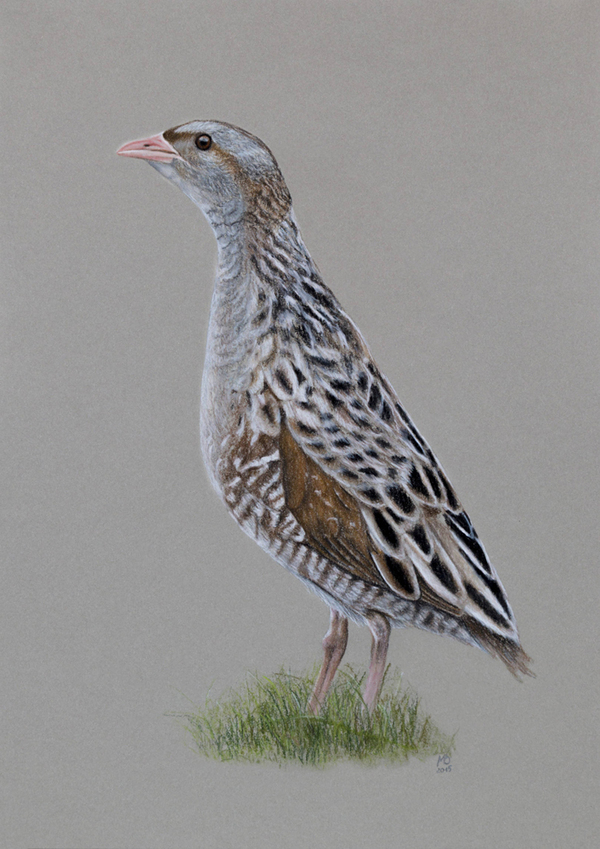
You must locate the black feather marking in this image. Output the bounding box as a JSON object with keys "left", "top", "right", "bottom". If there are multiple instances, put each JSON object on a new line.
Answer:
{"left": 429, "top": 554, "right": 458, "bottom": 592}
{"left": 347, "top": 453, "right": 364, "bottom": 463}
{"left": 340, "top": 468, "right": 359, "bottom": 480}
{"left": 333, "top": 437, "right": 351, "bottom": 448}
{"left": 368, "top": 383, "right": 382, "bottom": 411}
{"left": 438, "top": 471, "right": 459, "bottom": 509}
{"left": 465, "top": 582, "right": 509, "bottom": 627}
{"left": 359, "top": 466, "right": 379, "bottom": 477}
{"left": 391, "top": 454, "right": 406, "bottom": 465}
{"left": 386, "top": 507, "right": 404, "bottom": 524}
{"left": 309, "top": 355, "right": 337, "bottom": 368}
{"left": 330, "top": 379, "right": 352, "bottom": 392}
{"left": 361, "top": 487, "right": 382, "bottom": 502}
{"left": 261, "top": 251, "right": 282, "bottom": 278}
{"left": 349, "top": 413, "right": 371, "bottom": 428}
{"left": 325, "top": 391, "right": 344, "bottom": 408}
{"left": 271, "top": 294, "right": 284, "bottom": 321}
{"left": 395, "top": 401, "right": 409, "bottom": 421}
{"left": 423, "top": 466, "right": 442, "bottom": 499}
{"left": 261, "top": 404, "right": 274, "bottom": 424}
{"left": 477, "top": 569, "right": 512, "bottom": 617}
{"left": 274, "top": 368, "right": 293, "bottom": 394}
{"left": 409, "top": 524, "right": 431, "bottom": 555}
{"left": 296, "top": 421, "right": 317, "bottom": 435}
{"left": 375, "top": 438, "right": 392, "bottom": 449}
{"left": 386, "top": 485, "right": 415, "bottom": 514}
{"left": 294, "top": 322, "right": 311, "bottom": 345}
{"left": 252, "top": 308, "right": 268, "bottom": 325}
{"left": 409, "top": 465, "right": 429, "bottom": 497}
{"left": 445, "top": 515, "right": 491, "bottom": 573}
{"left": 454, "top": 511, "right": 472, "bottom": 533}
{"left": 380, "top": 401, "right": 393, "bottom": 422}
{"left": 371, "top": 510, "right": 398, "bottom": 548}
{"left": 384, "top": 555, "right": 414, "bottom": 594}
{"left": 423, "top": 611, "right": 436, "bottom": 628}
{"left": 408, "top": 424, "right": 426, "bottom": 449}
{"left": 365, "top": 449, "right": 380, "bottom": 459}
{"left": 302, "top": 281, "right": 336, "bottom": 311}
{"left": 402, "top": 428, "right": 426, "bottom": 456}
{"left": 357, "top": 372, "right": 368, "bottom": 392}
{"left": 292, "top": 365, "right": 306, "bottom": 384}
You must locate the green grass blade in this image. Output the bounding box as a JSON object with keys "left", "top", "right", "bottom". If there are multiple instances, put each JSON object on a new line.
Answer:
{"left": 173, "top": 665, "right": 455, "bottom": 767}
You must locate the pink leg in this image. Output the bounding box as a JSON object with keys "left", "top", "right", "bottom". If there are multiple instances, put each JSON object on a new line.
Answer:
{"left": 363, "top": 612, "right": 391, "bottom": 713}
{"left": 308, "top": 609, "right": 349, "bottom": 715}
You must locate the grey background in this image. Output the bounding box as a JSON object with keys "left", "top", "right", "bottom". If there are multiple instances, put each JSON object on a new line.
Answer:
{"left": 3, "top": 1, "right": 598, "bottom": 847}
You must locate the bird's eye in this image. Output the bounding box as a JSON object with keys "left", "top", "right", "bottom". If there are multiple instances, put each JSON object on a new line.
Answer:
{"left": 195, "top": 133, "right": 212, "bottom": 151}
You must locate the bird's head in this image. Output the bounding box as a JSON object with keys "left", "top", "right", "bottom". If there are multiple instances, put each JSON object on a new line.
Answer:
{"left": 117, "top": 120, "right": 292, "bottom": 231}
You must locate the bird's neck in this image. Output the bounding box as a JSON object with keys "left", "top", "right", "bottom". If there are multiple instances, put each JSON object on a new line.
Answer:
{"left": 200, "top": 211, "right": 281, "bottom": 478}
{"left": 203, "top": 210, "right": 272, "bottom": 376}
{"left": 207, "top": 199, "right": 246, "bottom": 281}
{"left": 206, "top": 209, "right": 345, "bottom": 374}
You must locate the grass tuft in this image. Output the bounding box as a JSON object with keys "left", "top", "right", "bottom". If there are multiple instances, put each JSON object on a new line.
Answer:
{"left": 174, "top": 665, "right": 455, "bottom": 767}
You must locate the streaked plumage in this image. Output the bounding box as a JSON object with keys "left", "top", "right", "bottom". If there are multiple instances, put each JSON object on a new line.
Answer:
{"left": 117, "top": 121, "right": 532, "bottom": 711}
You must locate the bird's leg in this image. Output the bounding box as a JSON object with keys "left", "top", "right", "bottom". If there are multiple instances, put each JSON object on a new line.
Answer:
{"left": 308, "top": 609, "right": 349, "bottom": 715}
{"left": 363, "top": 612, "right": 391, "bottom": 713}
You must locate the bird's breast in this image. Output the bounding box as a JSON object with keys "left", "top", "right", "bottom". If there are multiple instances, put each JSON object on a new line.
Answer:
{"left": 199, "top": 353, "right": 283, "bottom": 500}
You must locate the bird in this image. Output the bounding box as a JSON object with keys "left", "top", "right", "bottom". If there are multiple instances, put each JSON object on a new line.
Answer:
{"left": 117, "top": 121, "right": 532, "bottom": 713}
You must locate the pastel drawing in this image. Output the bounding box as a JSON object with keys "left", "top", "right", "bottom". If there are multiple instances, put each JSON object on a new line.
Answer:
{"left": 117, "top": 121, "right": 532, "bottom": 718}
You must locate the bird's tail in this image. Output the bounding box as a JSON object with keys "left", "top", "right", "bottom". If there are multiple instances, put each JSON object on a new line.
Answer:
{"left": 467, "top": 619, "right": 535, "bottom": 679}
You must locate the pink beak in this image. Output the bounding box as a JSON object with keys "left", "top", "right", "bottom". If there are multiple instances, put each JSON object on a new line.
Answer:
{"left": 116, "top": 132, "right": 183, "bottom": 163}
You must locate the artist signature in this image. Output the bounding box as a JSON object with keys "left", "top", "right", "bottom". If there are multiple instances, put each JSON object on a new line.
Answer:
{"left": 436, "top": 754, "right": 452, "bottom": 773}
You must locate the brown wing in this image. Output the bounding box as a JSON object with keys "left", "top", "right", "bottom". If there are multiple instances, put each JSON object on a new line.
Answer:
{"left": 280, "top": 419, "right": 463, "bottom": 619}
{"left": 267, "top": 344, "right": 522, "bottom": 637}
{"left": 279, "top": 420, "right": 384, "bottom": 586}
